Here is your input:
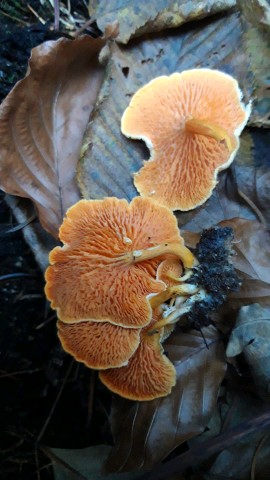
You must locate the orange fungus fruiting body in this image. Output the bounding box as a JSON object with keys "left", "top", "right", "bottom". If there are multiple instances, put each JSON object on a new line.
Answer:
{"left": 45, "top": 197, "right": 183, "bottom": 329}
{"left": 57, "top": 320, "right": 141, "bottom": 370}
{"left": 121, "top": 69, "right": 251, "bottom": 211}
{"left": 100, "top": 329, "right": 176, "bottom": 401}
{"left": 99, "top": 309, "right": 176, "bottom": 401}
{"left": 44, "top": 197, "right": 195, "bottom": 401}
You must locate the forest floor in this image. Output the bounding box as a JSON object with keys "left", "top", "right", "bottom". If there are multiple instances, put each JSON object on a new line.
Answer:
{"left": 0, "top": 3, "right": 111, "bottom": 479}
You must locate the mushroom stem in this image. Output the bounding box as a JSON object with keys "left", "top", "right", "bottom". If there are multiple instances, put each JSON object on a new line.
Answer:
{"left": 185, "top": 118, "right": 234, "bottom": 153}
{"left": 148, "top": 288, "right": 208, "bottom": 333}
{"left": 166, "top": 269, "right": 194, "bottom": 283}
{"left": 148, "top": 305, "right": 192, "bottom": 333}
{"left": 132, "top": 242, "right": 196, "bottom": 268}
{"left": 149, "top": 284, "right": 198, "bottom": 309}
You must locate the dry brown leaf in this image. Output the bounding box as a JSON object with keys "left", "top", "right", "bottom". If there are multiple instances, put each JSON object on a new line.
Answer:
{"left": 105, "top": 326, "right": 226, "bottom": 472}
{"left": 89, "top": 0, "right": 236, "bottom": 44}
{"left": 240, "top": 0, "right": 270, "bottom": 126}
{"left": 235, "top": 166, "right": 270, "bottom": 226}
{"left": 220, "top": 219, "right": 270, "bottom": 305}
{"left": 227, "top": 304, "right": 270, "bottom": 397}
{"left": 0, "top": 35, "right": 106, "bottom": 238}
{"left": 177, "top": 168, "right": 257, "bottom": 231}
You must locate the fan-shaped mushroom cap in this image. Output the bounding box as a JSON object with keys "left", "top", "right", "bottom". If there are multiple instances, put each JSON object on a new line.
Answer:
{"left": 157, "top": 257, "right": 183, "bottom": 287}
{"left": 57, "top": 320, "right": 141, "bottom": 370}
{"left": 99, "top": 329, "right": 176, "bottom": 401}
{"left": 45, "top": 197, "right": 183, "bottom": 328}
{"left": 121, "top": 69, "right": 251, "bottom": 211}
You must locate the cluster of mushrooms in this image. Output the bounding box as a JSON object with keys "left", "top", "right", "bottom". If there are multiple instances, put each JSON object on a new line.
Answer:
{"left": 45, "top": 69, "right": 251, "bottom": 401}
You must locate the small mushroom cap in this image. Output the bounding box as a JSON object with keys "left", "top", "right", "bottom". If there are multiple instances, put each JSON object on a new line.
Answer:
{"left": 121, "top": 69, "right": 251, "bottom": 211}
{"left": 156, "top": 256, "right": 183, "bottom": 287}
{"left": 99, "top": 329, "right": 176, "bottom": 401}
{"left": 57, "top": 320, "right": 141, "bottom": 369}
{"left": 45, "top": 196, "right": 182, "bottom": 328}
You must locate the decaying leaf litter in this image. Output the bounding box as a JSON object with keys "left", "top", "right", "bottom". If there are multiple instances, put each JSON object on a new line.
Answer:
{"left": 1, "top": 0, "right": 270, "bottom": 479}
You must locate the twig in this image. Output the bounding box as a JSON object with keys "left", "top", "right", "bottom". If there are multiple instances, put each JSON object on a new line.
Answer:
{"left": 237, "top": 188, "right": 267, "bottom": 227}
{"left": 34, "top": 360, "right": 74, "bottom": 479}
{"left": 138, "top": 410, "right": 270, "bottom": 480}
{"left": 0, "top": 9, "right": 29, "bottom": 26}
{"left": 35, "top": 314, "right": 56, "bottom": 330}
{"left": 0, "top": 368, "right": 41, "bottom": 379}
{"left": 4, "top": 213, "right": 36, "bottom": 234}
{"left": 74, "top": 18, "right": 96, "bottom": 37}
{"left": 54, "top": 0, "right": 60, "bottom": 30}
{"left": 0, "top": 273, "right": 35, "bottom": 282}
{"left": 27, "top": 4, "right": 46, "bottom": 24}
{"left": 36, "top": 359, "right": 74, "bottom": 445}
{"left": 16, "top": 293, "right": 44, "bottom": 301}
{"left": 230, "top": 165, "right": 267, "bottom": 226}
{"left": 35, "top": 447, "right": 41, "bottom": 480}
{"left": 86, "top": 370, "right": 96, "bottom": 427}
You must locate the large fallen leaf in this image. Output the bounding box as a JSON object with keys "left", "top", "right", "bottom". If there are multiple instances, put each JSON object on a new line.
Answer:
{"left": 89, "top": 0, "right": 236, "bottom": 44}
{"left": 78, "top": 10, "right": 263, "bottom": 201}
{"left": 0, "top": 35, "right": 106, "bottom": 238}
{"left": 105, "top": 326, "right": 226, "bottom": 472}
{"left": 227, "top": 304, "right": 270, "bottom": 396}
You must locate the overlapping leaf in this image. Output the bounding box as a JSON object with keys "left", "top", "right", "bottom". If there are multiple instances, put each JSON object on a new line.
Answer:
{"left": 235, "top": 166, "right": 270, "bottom": 225}
{"left": 240, "top": 0, "right": 270, "bottom": 126}
{"left": 105, "top": 326, "right": 226, "bottom": 472}
{"left": 221, "top": 219, "right": 270, "bottom": 306}
{"left": 89, "top": 0, "right": 236, "bottom": 44}
{"left": 227, "top": 304, "right": 270, "bottom": 396}
{"left": 178, "top": 167, "right": 257, "bottom": 231}
{"left": 188, "top": 390, "right": 270, "bottom": 480}
{"left": 0, "top": 35, "right": 106, "bottom": 238}
{"left": 179, "top": 164, "right": 270, "bottom": 230}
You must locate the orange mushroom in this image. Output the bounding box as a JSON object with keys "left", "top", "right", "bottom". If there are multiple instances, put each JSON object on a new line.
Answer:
{"left": 121, "top": 69, "right": 251, "bottom": 211}
{"left": 99, "top": 325, "right": 176, "bottom": 401}
{"left": 57, "top": 320, "right": 141, "bottom": 370}
{"left": 45, "top": 197, "right": 195, "bottom": 329}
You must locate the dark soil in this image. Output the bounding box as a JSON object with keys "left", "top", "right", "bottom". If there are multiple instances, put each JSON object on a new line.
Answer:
{"left": 0, "top": 3, "right": 111, "bottom": 479}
